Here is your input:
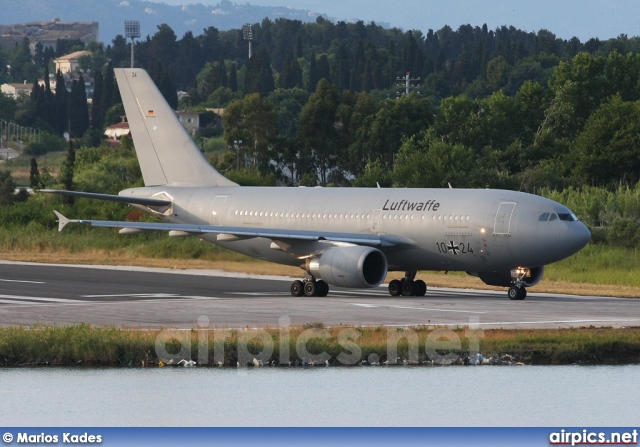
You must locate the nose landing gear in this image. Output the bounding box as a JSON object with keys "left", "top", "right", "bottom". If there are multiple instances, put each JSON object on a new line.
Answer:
{"left": 508, "top": 268, "right": 529, "bottom": 300}
{"left": 508, "top": 285, "right": 527, "bottom": 300}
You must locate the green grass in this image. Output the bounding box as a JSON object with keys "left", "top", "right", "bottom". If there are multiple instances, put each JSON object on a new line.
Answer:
{"left": 0, "top": 225, "right": 250, "bottom": 262}
{"left": 1, "top": 325, "right": 639, "bottom": 366}
{"left": 545, "top": 244, "right": 640, "bottom": 287}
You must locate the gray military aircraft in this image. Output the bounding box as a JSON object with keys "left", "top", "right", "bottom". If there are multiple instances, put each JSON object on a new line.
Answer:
{"left": 49, "top": 68, "right": 591, "bottom": 300}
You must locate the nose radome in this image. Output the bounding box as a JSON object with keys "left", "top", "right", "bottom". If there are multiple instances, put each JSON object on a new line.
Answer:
{"left": 566, "top": 221, "right": 591, "bottom": 255}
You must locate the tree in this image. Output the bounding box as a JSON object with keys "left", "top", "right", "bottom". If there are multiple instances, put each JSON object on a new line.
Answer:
{"left": 69, "top": 75, "right": 90, "bottom": 138}
{"left": 244, "top": 49, "right": 275, "bottom": 95}
{"left": 149, "top": 61, "right": 178, "bottom": 109}
{"left": 222, "top": 94, "right": 277, "bottom": 173}
{"left": 317, "top": 54, "right": 331, "bottom": 84}
{"left": 59, "top": 140, "right": 76, "bottom": 202}
{"left": 228, "top": 63, "right": 238, "bottom": 92}
{"left": 29, "top": 158, "right": 43, "bottom": 189}
{"left": 307, "top": 50, "right": 318, "bottom": 92}
{"left": 91, "top": 69, "right": 104, "bottom": 129}
{"left": 392, "top": 135, "right": 476, "bottom": 188}
{"left": 572, "top": 95, "right": 640, "bottom": 185}
{"left": 298, "top": 79, "right": 340, "bottom": 185}
{"left": 279, "top": 49, "right": 302, "bottom": 89}
{"left": 0, "top": 170, "right": 17, "bottom": 206}
{"left": 366, "top": 93, "right": 435, "bottom": 168}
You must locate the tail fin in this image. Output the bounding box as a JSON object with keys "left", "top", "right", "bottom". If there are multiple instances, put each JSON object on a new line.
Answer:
{"left": 114, "top": 68, "right": 237, "bottom": 187}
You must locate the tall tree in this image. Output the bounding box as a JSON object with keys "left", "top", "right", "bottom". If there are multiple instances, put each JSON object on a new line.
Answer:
{"left": 307, "top": 50, "right": 318, "bottom": 92}
{"left": 29, "top": 158, "right": 42, "bottom": 189}
{"left": 54, "top": 70, "right": 69, "bottom": 135}
{"left": 244, "top": 49, "right": 275, "bottom": 95}
{"left": 279, "top": 49, "right": 302, "bottom": 89}
{"left": 60, "top": 140, "right": 76, "bottom": 202}
{"left": 69, "top": 75, "right": 89, "bottom": 138}
{"left": 298, "top": 79, "right": 340, "bottom": 185}
{"left": 91, "top": 68, "right": 104, "bottom": 129}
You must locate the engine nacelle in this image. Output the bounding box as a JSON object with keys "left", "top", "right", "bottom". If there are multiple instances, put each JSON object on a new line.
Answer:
{"left": 304, "top": 246, "right": 388, "bottom": 288}
{"left": 470, "top": 266, "right": 545, "bottom": 287}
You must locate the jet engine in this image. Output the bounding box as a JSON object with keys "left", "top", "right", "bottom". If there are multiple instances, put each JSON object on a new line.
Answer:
{"left": 471, "top": 266, "right": 545, "bottom": 287}
{"left": 304, "top": 246, "right": 388, "bottom": 288}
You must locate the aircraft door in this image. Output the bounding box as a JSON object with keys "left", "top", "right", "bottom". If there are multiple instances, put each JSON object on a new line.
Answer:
{"left": 210, "top": 195, "right": 228, "bottom": 225}
{"left": 494, "top": 202, "right": 516, "bottom": 235}
{"left": 371, "top": 209, "right": 382, "bottom": 233}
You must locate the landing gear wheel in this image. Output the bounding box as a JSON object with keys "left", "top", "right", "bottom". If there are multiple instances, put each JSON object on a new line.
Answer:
{"left": 303, "top": 281, "right": 317, "bottom": 297}
{"left": 316, "top": 280, "right": 329, "bottom": 297}
{"left": 508, "top": 286, "right": 526, "bottom": 300}
{"left": 291, "top": 280, "right": 304, "bottom": 297}
{"left": 401, "top": 280, "right": 415, "bottom": 296}
{"left": 388, "top": 279, "right": 402, "bottom": 296}
{"left": 414, "top": 280, "right": 427, "bottom": 296}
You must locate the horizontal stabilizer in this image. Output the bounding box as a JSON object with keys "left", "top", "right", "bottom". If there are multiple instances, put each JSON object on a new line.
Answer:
{"left": 54, "top": 210, "right": 72, "bottom": 232}
{"left": 40, "top": 189, "right": 172, "bottom": 207}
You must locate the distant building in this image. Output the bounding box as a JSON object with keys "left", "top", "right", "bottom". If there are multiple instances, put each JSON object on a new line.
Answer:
{"left": 104, "top": 118, "right": 130, "bottom": 141}
{"left": 1, "top": 82, "right": 32, "bottom": 98}
{"left": 176, "top": 110, "right": 200, "bottom": 136}
{"left": 54, "top": 50, "right": 92, "bottom": 74}
{"left": 0, "top": 19, "right": 98, "bottom": 52}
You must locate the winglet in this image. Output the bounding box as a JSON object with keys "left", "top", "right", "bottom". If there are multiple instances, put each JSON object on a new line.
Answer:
{"left": 54, "top": 210, "right": 70, "bottom": 232}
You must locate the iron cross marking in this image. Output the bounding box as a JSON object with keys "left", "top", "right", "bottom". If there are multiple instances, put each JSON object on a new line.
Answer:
{"left": 447, "top": 241, "right": 460, "bottom": 255}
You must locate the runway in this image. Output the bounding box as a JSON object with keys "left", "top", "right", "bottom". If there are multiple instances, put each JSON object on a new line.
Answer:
{"left": 0, "top": 260, "right": 639, "bottom": 329}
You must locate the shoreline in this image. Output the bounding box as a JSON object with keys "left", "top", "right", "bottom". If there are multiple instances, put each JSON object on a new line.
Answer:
{"left": 1, "top": 324, "right": 639, "bottom": 367}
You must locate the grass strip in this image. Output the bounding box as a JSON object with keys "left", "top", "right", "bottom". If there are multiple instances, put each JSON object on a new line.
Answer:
{"left": 1, "top": 324, "right": 639, "bottom": 367}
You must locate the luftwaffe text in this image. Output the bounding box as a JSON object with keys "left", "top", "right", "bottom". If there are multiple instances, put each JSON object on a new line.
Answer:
{"left": 382, "top": 199, "right": 440, "bottom": 212}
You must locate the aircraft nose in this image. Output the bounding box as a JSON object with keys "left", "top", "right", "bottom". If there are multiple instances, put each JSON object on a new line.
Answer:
{"left": 565, "top": 221, "right": 591, "bottom": 255}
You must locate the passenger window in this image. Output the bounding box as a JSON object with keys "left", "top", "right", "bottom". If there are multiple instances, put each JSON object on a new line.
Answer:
{"left": 538, "top": 213, "right": 550, "bottom": 221}
{"left": 549, "top": 213, "right": 558, "bottom": 221}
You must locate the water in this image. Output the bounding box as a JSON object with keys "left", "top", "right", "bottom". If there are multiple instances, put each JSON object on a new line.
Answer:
{"left": 1, "top": 365, "right": 638, "bottom": 426}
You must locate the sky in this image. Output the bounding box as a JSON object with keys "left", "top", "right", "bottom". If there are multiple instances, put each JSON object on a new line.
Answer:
{"left": 151, "top": 0, "right": 640, "bottom": 41}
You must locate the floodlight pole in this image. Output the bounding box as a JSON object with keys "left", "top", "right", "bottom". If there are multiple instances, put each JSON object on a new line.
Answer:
{"left": 243, "top": 24, "right": 254, "bottom": 59}
{"left": 396, "top": 72, "right": 421, "bottom": 97}
{"left": 125, "top": 20, "right": 141, "bottom": 68}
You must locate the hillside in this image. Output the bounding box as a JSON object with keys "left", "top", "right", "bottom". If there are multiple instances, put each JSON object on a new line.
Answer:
{"left": 0, "top": 0, "right": 325, "bottom": 43}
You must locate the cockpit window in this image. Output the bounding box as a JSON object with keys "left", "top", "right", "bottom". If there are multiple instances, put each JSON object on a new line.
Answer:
{"left": 549, "top": 213, "right": 558, "bottom": 221}
{"left": 538, "top": 213, "right": 550, "bottom": 221}
{"left": 558, "top": 213, "right": 577, "bottom": 221}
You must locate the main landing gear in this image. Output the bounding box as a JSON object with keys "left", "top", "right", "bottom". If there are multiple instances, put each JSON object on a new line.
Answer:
{"left": 388, "top": 271, "right": 427, "bottom": 297}
{"left": 290, "top": 278, "right": 329, "bottom": 297}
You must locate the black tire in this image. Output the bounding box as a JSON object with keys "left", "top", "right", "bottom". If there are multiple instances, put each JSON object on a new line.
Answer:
{"left": 414, "top": 279, "right": 427, "bottom": 296}
{"left": 401, "top": 280, "right": 415, "bottom": 296}
{"left": 291, "top": 280, "right": 304, "bottom": 297}
{"left": 303, "top": 281, "right": 317, "bottom": 297}
{"left": 388, "top": 279, "right": 402, "bottom": 296}
{"left": 316, "top": 280, "right": 329, "bottom": 297}
{"left": 519, "top": 288, "right": 527, "bottom": 300}
{"left": 508, "top": 286, "right": 520, "bottom": 300}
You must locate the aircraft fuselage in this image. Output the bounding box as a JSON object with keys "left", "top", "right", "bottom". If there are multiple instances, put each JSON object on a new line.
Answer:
{"left": 123, "top": 185, "right": 591, "bottom": 274}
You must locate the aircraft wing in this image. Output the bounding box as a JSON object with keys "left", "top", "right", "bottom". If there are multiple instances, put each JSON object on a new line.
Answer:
{"left": 53, "top": 211, "right": 414, "bottom": 249}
